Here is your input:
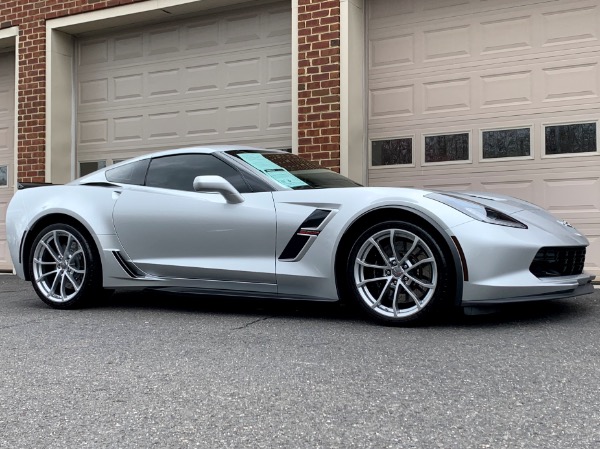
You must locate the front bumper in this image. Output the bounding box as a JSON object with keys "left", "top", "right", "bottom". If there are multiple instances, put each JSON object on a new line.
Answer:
{"left": 450, "top": 216, "right": 595, "bottom": 305}
{"left": 461, "top": 273, "right": 595, "bottom": 306}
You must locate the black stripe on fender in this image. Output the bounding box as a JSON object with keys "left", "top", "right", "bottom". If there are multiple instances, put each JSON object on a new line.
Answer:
{"left": 300, "top": 209, "right": 331, "bottom": 228}
{"left": 278, "top": 209, "right": 332, "bottom": 261}
{"left": 279, "top": 235, "right": 311, "bottom": 260}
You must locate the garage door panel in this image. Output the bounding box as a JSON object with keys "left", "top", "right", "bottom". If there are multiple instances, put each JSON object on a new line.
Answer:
{"left": 373, "top": 164, "right": 600, "bottom": 211}
{"left": 79, "top": 8, "right": 291, "bottom": 72}
{"left": 78, "top": 47, "right": 291, "bottom": 111}
{"left": 541, "top": 4, "right": 598, "bottom": 47}
{"left": 369, "top": 32, "right": 415, "bottom": 69}
{"left": 0, "top": 126, "right": 10, "bottom": 152}
{"left": 77, "top": 0, "right": 291, "bottom": 163}
{"left": 369, "top": 0, "right": 600, "bottom": 78}
{"left": 481, "top": 15, "right": 533, "bottom": 55}
{"left": 75, "top": 124, "right": 293, "bottom": 164}
{"left": 78, "top": 90, "right": 290, "bottom": 149}
{"left": 370, "top": 52, "right": 600, "bottom": 125}
{"left": 370, "top": 0, "right": 598, "bottom": 29}
{"left": 541, "top": 62, "right": 598, "bottom": 102}
{"left": 0, "top": 88, "right": 11, "bottom": 115}
{"left": 423, "top": 78, "right": 471, "bottom": 114}
{"left": 581, "top": 231, "right": 600, "bottom": 266}
{"left": 542, "top": 175, "right": 600, "bottom": 216}
{"left": 481, "top": 70, "right": 533, "bottom": 108}
{"left": 423, "top": 24, "right": 471, "bottom": 62}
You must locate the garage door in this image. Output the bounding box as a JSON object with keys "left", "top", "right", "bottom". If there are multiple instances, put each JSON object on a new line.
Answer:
{"left": 76, "top": 0, "right": 292, "bottom": 175}
{"left": 367, "top": 0, "right": 600, "bottom": 276}
{"left": 0, "top": 52, "right": 14, "bottom": 271}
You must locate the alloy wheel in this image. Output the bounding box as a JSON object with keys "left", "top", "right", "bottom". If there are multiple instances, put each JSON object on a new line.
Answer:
{"left": 32, "top": 229, "right": 87, "bottom": 303}
{"left": 353, "top": 228, "right": 438, "bottom": 318}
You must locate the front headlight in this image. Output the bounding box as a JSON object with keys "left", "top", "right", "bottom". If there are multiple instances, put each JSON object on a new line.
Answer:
{"left": 427, "top": 193, "right": 528, "bottom": 229}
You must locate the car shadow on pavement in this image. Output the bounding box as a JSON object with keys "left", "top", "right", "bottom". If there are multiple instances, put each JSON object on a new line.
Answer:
{"left": 439, "top": 297, "right": 598, "bottom": 328}
{"left": 88, "top": 289, "right": 597, "bottom": 328}
{"left": 97, "top": 289, "right": 365, "bottom": 324}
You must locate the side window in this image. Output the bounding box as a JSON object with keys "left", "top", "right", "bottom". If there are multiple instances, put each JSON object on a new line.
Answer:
{"left": 105, "top": 159, "right": 150, "bottom": 185}
{"left": 145, "top": 154, "right": 251, "bottom": 193}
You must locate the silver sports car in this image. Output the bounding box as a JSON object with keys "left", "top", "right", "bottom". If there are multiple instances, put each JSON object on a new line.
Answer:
{"left": 6, "top": 146, "right": 595, "bottom": 324}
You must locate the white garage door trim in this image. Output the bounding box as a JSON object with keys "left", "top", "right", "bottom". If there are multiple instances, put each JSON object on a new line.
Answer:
{"left": 46, "top": 0, "right": 296, "bottom": 184}
{"left": 0, "top": 49, "right": 16, "bottom": 271}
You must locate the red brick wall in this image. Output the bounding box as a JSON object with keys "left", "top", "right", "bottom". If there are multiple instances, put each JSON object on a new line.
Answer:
{"left": 1, "top": 0, "right": 342, "bottom": 182}
{"left": 0, "top": 0, "right": 147, "bottom": 183}
{"left": 297, "top": 0, "right": 341, "bottom": 172}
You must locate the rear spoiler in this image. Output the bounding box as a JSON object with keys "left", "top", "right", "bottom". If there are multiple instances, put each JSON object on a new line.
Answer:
{"left": 17, "top": 182, "right": 57, "bottom": 190}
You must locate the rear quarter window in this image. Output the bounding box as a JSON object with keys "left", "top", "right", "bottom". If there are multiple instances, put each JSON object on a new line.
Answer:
{"left": 105, "top": 159, "right": 150, "bottom": 185}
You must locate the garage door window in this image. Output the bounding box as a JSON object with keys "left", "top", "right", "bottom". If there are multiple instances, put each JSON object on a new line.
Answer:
{"left": 0, "top": 166, "right": 7, "bottom": 187}
{"left": 482, "top": 127, "right": 531, "bottom": 160}
{"left": 544, "top": 122, "right": 597, "bottom": 156}
{"left": 371, "top": 138, "right": 413, "bottom": 167}
{"left": 79, "top": 161, "right": 107, "bottom": 177}
{"left": 424, "top": 132, "right": 470, "bottom": 164}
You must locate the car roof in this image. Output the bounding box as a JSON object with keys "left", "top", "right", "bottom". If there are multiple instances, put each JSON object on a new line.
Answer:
{"left": 133, "top": 145, "right": 267, "bottom": 159}
{"left": 70, "top": 145, "right": 285, "bottom": 184}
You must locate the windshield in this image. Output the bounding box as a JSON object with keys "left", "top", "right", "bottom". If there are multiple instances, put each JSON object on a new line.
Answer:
{"left": 228, "top": 150, "right": 361, "bottom": 190}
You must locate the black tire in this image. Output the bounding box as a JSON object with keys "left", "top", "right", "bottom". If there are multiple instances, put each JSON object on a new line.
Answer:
{"left": 345, "top": 220, "right": 451, "bottom": 325}
{"left": 28, "top": 223, "right": 103, "bottom": 309}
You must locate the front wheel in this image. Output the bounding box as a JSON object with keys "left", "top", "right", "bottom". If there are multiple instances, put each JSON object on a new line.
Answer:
{"left": 346, "top": 220, "right": 451, "bottom": 325}
{"left": 29, "top": 223, "right": 102, "bottom": 309}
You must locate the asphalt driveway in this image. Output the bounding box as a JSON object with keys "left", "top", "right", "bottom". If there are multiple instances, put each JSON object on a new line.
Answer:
{"left": 1, "top": 274, "right": 599, "bottom": 448}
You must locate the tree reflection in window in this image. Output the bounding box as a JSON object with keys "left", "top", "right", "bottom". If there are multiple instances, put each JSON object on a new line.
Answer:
{"left": 545, "top": 123, "right": 597, "bottom": 155}
{"left": 425, "top": 133, "right": 469, "bottom": 163}
{"left": 0, "top": 165, "right": 6, "bottom": 187}
{"left": 371, "top": 138, "right": 412, "bottom": 166}
{"left": 79, "top": 160, "right": 106, "bottom": 177}
{"left": 482, "top": 128, "right": 530, "bottom": 159}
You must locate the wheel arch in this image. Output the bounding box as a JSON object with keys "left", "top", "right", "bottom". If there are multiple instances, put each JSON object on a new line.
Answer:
{"left": 334, "top": 207, "right": 464, "bottom": 307}
{"left": 22, "top": 213, "right": 103, "bottom": 282}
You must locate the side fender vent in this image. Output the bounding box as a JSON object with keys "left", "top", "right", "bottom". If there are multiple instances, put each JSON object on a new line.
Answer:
{"left": 279, "top": 209, "right": 333, "bottom": 261}
{"left": 279, "top": 235, "right": 311, "bottom": 260}
{"left": 112, "top": 251, "right": 145, "bottom": 278}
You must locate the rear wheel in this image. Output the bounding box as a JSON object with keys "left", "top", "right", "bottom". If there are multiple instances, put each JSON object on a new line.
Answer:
{"left": 29, "top": 223, "right": 102, "bottom": 309}
{"left": 346, "top": 220, "right": 451, "bottom": 325}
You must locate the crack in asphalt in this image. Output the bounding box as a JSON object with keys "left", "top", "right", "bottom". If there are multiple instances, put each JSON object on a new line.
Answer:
{"left": 232, "top": 315, "right": 273, "bottom": 330}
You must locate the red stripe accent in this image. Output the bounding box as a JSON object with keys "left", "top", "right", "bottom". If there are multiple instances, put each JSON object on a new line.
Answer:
{"left": 298, "top": 229, "right": 321, "bottom": 236}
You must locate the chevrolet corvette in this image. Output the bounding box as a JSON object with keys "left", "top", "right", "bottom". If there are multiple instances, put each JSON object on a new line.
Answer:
{"left": 6, "top": 146, "right": 594, "bottom": 324}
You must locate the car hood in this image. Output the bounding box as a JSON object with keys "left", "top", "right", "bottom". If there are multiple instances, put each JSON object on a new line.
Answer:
{"left": 439, "top": 191, "right": 542, "bottom": 215}
{"left": 358, "top": 187, "right": 584, "bottom": 242}
{"left": 438, "top": 190, "right": 586, "bottom": 242}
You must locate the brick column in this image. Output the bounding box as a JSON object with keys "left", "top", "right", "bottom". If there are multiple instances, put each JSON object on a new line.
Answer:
{"left": 297, "top": 0, "right": 341, "bottom": 172}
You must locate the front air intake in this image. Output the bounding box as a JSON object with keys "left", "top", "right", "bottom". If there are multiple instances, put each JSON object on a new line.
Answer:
{"left": 529, "top": 247, "right": 586, "bottom": 278}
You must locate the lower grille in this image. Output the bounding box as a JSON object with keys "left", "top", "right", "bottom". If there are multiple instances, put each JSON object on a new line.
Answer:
{"left": 529, "top": 247, "right": 586, "bottom": 278}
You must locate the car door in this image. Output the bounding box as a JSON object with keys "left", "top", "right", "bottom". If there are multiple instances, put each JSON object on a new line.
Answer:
{"left": 112, "top": 153, "right": 277, "bottom": 292}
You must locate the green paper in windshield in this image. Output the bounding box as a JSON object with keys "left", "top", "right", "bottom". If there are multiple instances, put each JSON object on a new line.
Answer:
{"left": 238, "top": 153, "right": 308, "bottom": 188}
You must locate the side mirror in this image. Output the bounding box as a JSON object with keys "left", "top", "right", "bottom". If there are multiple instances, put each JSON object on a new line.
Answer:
{"left": 192, "top": 176, "right": 245, "bottom": 204}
